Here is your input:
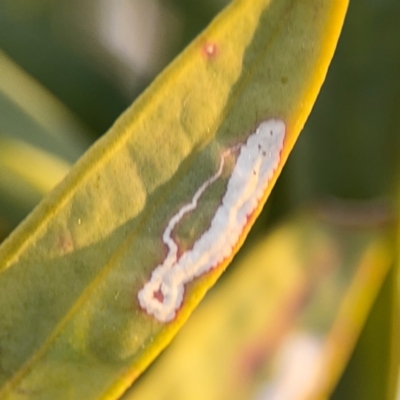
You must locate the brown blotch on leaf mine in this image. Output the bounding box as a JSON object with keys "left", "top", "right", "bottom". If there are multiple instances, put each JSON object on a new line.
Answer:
{"left": 153, "top": 288, "right": 164, "bottom": 303}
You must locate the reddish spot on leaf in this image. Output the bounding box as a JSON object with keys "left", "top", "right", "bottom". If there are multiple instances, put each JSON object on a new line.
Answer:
{"left": 203, "top": 42, "right": 217, "bottom": 58}
{"left": 58, "top": 232, "right": 74, "bottom": 254}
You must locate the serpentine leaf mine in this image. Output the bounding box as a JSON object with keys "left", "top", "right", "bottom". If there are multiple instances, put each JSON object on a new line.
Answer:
{"left": 138, "top": 119, "right": 286, "bottom": 322}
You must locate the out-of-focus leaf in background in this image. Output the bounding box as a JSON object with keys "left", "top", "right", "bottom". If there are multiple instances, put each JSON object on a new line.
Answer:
{"left": 273, "top": 0, "right": 400, "bottom": 397}
{"left": 123, "top": 208, "right": 394, "bottom": 400}
{"left": 0, "top": 49, "right": 90, "bottom": 234}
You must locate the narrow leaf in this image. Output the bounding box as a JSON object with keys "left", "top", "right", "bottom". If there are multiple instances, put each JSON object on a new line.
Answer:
{"left": 124, "top": 209, "right": 393, "bottom": 400}
{"left": 0, "top": 0, "right": 348, "bottom": 398}
{"left": 0, "top": 49, "right": 90, "bottom": 163}
{"left": 0, "top": 49, "right": 89, "bottom": 229}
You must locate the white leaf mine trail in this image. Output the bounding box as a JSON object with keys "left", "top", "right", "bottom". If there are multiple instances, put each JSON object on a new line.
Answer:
{"left": 138, "top": 119, "right": 286, "bottom": 322}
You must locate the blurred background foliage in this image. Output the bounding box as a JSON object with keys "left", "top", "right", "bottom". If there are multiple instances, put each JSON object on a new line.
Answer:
{"left": 0, "top": 0, "right": 399, "bottom": 399}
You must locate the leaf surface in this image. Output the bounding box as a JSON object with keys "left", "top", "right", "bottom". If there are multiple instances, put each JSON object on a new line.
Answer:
{"left": 0, "top": 0, "right": 348, "bottom": 398}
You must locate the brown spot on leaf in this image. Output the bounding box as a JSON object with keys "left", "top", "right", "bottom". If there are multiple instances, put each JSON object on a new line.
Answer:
{"left": 58, "top": 231, "right": 74, "bottom": 254}
{"left": 203, "top": 42, "right": 217, "bottom": 58}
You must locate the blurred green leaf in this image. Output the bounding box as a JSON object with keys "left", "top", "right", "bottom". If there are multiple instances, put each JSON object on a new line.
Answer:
{"left": 124, "top": 208, "right": 393, "bottom": 400}
{"left": 0, "top": 50, "right": 91, "bottom": 162}
{"left": 0, "top": 52, "right": 89, "bottom": 231}
{"left": 332, "top": 262, "right": 399, "bottom": 400}
{"left": 0, "top": 49, "right": 91, "bottom": 231}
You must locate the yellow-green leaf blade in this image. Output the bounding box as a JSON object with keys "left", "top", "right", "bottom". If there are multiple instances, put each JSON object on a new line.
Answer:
{"left": 0, "top": 0, "right": 348, "bottom": 399}
{"left": 123, "top": 209, "right": 393, "bottom": 400}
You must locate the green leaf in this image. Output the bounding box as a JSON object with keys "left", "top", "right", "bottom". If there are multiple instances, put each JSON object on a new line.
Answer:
{"left": 0, "top": 50, "right": 91, "bottom": 230}
{"left": 0, "top": 49, "right": 90, "bottom": 164}
{"left": 123, "top": 209, "right": 393, "bottom": 400}
{"left": 0, "top": 0, "right": 348, "bottom": 398}
{"left": 332, "top": 262, "right": 399, "bottom": 400}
